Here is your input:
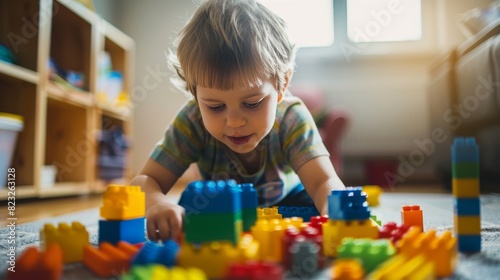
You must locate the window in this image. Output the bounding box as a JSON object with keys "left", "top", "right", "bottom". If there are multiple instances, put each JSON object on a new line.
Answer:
{"left": 258, "top": 0, "right": 334, "bottom": 47}
{"left": 347, "top": 0, "right": 422, "bottom": 43}
{"left": 259, "top": 0, "right": 428, "bottom": 54}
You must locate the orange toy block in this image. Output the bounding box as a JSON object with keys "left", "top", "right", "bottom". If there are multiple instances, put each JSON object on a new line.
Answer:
{"left": 251, "top": 217, "right": 303, "bottom": 262}
{"left": 7, "top": 244, "right": 63, "bottom": 280}
{"left": 331, "top": 259, "right": 364, "bottom": 280}
{"left": 100, "top": 185, "right": 145, "bottom": 220}
{"left": 83, "top": 241, "right": 139, "bottom": 277}
{"left": 40, "top": 222, "right": 89, "bottom": 263}
{"left": 396, "top": 227, "right": 457, "bottom": 277}
{"left": 322, "top": 219, "right": 379, "bottom": 257}
{"left": 401, "top": 205, "right": 423, "bottom": 232}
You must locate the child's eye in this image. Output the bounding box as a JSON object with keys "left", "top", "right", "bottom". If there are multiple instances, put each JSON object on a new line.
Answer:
{"left": 243, "top": 100, "right": 262, "bottom": 109}
{"left": 208, "top": 104, "right": 225, "bottom": 112}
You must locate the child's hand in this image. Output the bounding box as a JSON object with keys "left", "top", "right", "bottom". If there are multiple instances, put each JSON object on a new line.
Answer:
{"left": 145, "top": 200, "right": 184, "bottom": 242}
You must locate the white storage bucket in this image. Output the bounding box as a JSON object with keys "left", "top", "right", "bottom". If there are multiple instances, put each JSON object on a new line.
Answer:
{"left": 0, "top": 113, "right": 24, "bottom": 188}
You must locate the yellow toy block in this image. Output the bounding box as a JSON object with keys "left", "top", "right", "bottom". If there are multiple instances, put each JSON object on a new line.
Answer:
{"left": 454, "top": 215, "right": 481, "bottom": 235}
{"left": 452, "top": 179, "right": 479, "bottom": 198}
{"left": 177, "top": 233, "right": 258, "bottom": 279}
{"left": 363, "top": 185, "right": 383, "bottom": 206}
{"left": 257, "top": 206, "right": 282, "bottom": 220}
{"left": 123, "top": 265, "right": 207, "bottom": 280}
{"left": 331, "top": 259, "right": 364, "bottom": 280}
{"left": 100, "top": 185, "right": 145, "bottom": 220}
{"left": 40, "top": 222, "right": 89, "bottom": 263}
{"left": 250, "top": 217, "right": 303, "bottom": 262}
{"left": 322, "top": 219, "right": 379, "bottom": 257}
{"left": 368, "top": 254, "right": 434, "bottom": 280}
{"left": 396, "top": 227, "right": 457, "bottom": 277}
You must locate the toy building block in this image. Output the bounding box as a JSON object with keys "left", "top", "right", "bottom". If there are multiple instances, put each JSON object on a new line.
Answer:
{"left": 122, "top": 265, "right": 207, "bottom": 280}
{"left": 132, "top": 240, "right": 179, "bottom": 267}
{"left": 240, "top": 183, "right": 258, "bottom": 231}
{"left": 454, "top": 215, "right": 481, "bottom": 235}
{"left": 282, "top": 227, "right": 324, "bottom": 270}
{"left": 257, "top": 206, "right": 282, "bottom": 220}
{"left": 98, "top": 217, "right": 145, "bottom": 245}
{"left": 368, "top": 254, "right": 434, "bottom": 280}
{"left": 178, "top": 234, "right": 259, "bottom": 279}
{"left": 225, "top": 261, "right": 283, "bottom": 280}
{"left": 100, "top": 185, "right": 145, "bottom": 220}
{"left": 83, "top": 241, "right": 139, "bottom": 277}
{"left": 40, "top": 222, "right": 89, "bottom": 263}
{"left": 397, "top": 227, "right": 457, "bottom": 277}
{"left": 322, "top": 219, "right": 379, "bottom": 257}
{"left": 378, "top": 222, "right": 410, "bottom": 245}
{"left": 251, "top": 217, "right": 303, "bottom": 262}
{"left": 180, "top": 180, "right": 242, "bottom": 214}
{"left": 278, "top": 206, "right": 320, "bottom": 222}
{"left": 401, "top": 205, "right": 423, "bottom": 232}
{"left": 289, "top": 240, "right": 321, "bottom": 278}
{"left": 328, "top": 187, "right": 371, "bottom": 221}
{"left": 457, "top": 235, "right": 481, "bottom": 253}
{"left": 454, "top": 198, "right": 481, "bottom": 216}
{"left": 308, "top": 215, "right": 328, "bottom": 234}
{"left": 362, "top": 185, "right": 383, "bottom": 206}
{"left": 7, "top": 245, "right": 63, "bottom": 280}
{"left": 452, "top": 178, "right": 480, "bottom": 198}
{"left": 337, "top": 238, "right": 395, "bottom": 273}
{"left": 451, "top": 137, "right": 479, "bottom": 163}
{"left": 370, "top": 215, "right": 382, "bottom": 226}
{"left": 184, "top": 212, "right": 242, "bottom": 245}
{"left": 331, "top": 259, "right": 364, "bottom": 280}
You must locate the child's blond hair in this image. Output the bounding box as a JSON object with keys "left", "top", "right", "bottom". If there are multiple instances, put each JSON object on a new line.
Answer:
{"left": 170, "top": 0, "right": 296, "bottom": 96}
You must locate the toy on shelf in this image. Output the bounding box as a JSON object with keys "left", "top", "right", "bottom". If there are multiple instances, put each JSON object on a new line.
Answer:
{"left": 451, "top": 137, "right": 481, "bottom": 253}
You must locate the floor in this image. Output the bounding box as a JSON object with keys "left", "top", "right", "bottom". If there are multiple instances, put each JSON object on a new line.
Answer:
{"left": 9, "top": 183, "right": 448, "bottom": 225}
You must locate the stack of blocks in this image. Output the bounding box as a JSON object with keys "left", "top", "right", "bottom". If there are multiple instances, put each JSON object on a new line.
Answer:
{"left": 178, "top": 180, "right": 259, "bottom": 278}
{"left": 98, "top": 185, "right": 146, "bottom": 245}
{"left": 322, "top": 187, "right": 379, "bottom": 257}
{"left": 452, "top": 137, "right": 481, "bottom": 253}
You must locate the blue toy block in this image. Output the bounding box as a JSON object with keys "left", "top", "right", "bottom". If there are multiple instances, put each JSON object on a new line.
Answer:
{"left": 454, "top": 198, "right": 481, "bottom": 216}
{"left": 278, "top": 206, "right": 320, "bottom": 222}
{"left": 451, "top": 137, "right": 479, "bottom": 163}
{"left": 98, "top": 217, "right": 145, "bottom": 245}
{"left": 179, "top": 180, "right": 242, "bottom": 214}
{"left": 240, "top": 183, "right": 258, "bottom": 209}
{"left": 327, "top": 187, "right": 371, "bottom": 221}
{"left": 132, "top": 240, "right": 179, "bottom": 267}
{"left": 457, "top": 234, "right": 481, "bottom": 253}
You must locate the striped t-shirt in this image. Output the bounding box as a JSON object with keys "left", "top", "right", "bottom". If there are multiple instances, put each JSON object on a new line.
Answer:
{"left": 150, "top": 93, "right": 329, "bottom": 206}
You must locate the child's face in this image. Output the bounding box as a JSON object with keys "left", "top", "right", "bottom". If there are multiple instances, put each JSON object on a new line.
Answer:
{"left": 197, "top": 77, "right": 283, "bottom": 154}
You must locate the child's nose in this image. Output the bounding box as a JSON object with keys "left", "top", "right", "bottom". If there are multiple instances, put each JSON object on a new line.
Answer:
{"left": 226, "top": 111, "right": 246, "bottom": 128}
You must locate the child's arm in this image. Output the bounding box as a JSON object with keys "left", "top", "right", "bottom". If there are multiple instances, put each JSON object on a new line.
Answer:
{"left": 129, "top": 159, "right": 184, "bottom": 241}
{"left": 296, "top": 155, "right": 346, "bottom": 215}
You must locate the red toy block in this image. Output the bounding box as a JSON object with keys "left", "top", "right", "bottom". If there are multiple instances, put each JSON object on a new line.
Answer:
{"left": 225, "top": 261, "right": 283, "bottom": 280}
{"left": 401, "top": 205, "right": 423, "bottom": 232}
{"left": 378, "top": 222, "right": 410, "bottom": 244}
{"left": 7, "top": 245, "right": 63, "bottom": 280}
{"left": 308, "top": 215, "right": 328, "bottom": 234}
{"left": 282, "top": 226, "right": 324, "bottom": 270}
{"left": 83, "top": 241, "right": 139, "bottom": 277}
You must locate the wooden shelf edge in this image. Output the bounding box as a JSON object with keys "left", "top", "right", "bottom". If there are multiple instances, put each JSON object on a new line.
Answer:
{"left": 97, "top": 102, "right": 132, "bottom": 120}
{"left": 0, "top": 61, "right": 39, "bottom": 84}
{"left": 55, "top": 0, "right": 97, "bottom": 24}
{"left": 46, "top": 81, "right": 94, "bottom": 107}
{"left": 0, "top": 186, "right": 38, "bottom": 200}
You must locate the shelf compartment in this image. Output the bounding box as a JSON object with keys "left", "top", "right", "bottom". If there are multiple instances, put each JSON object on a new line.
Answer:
{"left": 45, "top": 98, "right": 92, "bottom": 184}
{"left": 0, "top": 0, "right": 41, "bottom": 72}
{"left": 0, "top": 77, "right": 37, "bottom": 187}
{"left": 49, "top": 0, "right": 93, "bottom": 92}
{"left": 46, "top": 80, "right": 93, "bottom": 108}
{"left": 0, "top": 186, "right": 37, "bottom": 200}
{"left": 38, "top": 182, "right": 90, "bottom": 198}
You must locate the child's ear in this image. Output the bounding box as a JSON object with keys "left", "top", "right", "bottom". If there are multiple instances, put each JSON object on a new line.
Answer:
{"left": 278, "top": 70, "right": 293, "bottom": 103}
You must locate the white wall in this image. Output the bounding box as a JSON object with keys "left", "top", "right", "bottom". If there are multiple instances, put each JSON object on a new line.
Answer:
{"left": 94, "top": 0, "right": 494, "bottom": 179}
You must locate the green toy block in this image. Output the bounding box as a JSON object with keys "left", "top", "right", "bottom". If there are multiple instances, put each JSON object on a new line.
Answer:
{"left": 337, "top": 238, "right": 395, "bottom": 273}
{"left": 452, "top": 163, "right": 479, "bottom": 178}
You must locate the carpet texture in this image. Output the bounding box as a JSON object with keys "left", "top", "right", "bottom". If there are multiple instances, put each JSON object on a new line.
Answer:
{"left": 1, "top": 193, "right": 499, "bottom": 279}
